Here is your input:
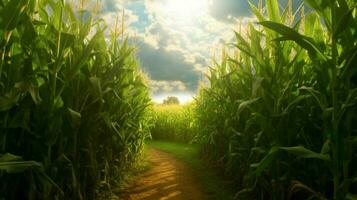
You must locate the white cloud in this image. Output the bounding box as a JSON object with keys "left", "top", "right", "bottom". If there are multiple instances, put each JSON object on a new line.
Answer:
{"left": 93, "top": 0, "right": 257, "bottom": 95}
{"left": 101, "top": 11, "right": 139, "bottom": 28}
{"left": 139, "top": 0, "right": 239, "bottom": 77}
{"left": 82, "top": 0, "right": 141, "bottom": 38}
{"left": 150, "top": 80, "right": 187, "bottom": 93}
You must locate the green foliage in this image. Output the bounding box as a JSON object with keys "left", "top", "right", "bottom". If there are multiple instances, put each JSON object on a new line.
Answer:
{"left": 163, "top": 96, "right": 180, "bottom": 105}
{"left": 195, "top": 0, "right": 357, "bottom": 199}
{"left": 0, "top": 0, "right": 152, "bottom": 199}
{"left": 151, "top": 104, "right": 195, "bottom": 143}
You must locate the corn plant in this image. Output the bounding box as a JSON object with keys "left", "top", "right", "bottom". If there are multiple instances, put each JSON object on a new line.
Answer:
{"left": 195, "top": 0, "right": 357, "bottom": 199}
{"left": 0, "top": 0, "right": 152, "bottom": 199}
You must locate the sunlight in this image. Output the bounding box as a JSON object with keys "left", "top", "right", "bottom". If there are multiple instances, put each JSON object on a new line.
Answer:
{"left": 152, "top": 93, "right": 194, "bottom": 104}
{"left": 163, "top": 0, "right": 210, "bottom": 23}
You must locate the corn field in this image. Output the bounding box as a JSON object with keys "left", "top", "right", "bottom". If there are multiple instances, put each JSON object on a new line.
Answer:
{"left": 1, "top": 0, "right": 357, "bottom": 199}
{"left": 151, "top": 104, "right": 195, "bottom": 143}
{"left": 0, "top": 0, "right": 152, "bottom": 199}
{"left": 195, "top": 0, "right": 357, "bottom": 199}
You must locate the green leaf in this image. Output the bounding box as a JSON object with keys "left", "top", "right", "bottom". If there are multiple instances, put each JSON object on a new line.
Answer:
{"left": 259, "top": 21, "right": 327, "bottom": 61}
{"left": 0, "top": 153, "right": 64, "bottom": 194}
{"left": 334, "top": 5, "right": 357, "bottom": 37}
{"left": 266, "top": 0, "right": 281, "bottom": 22}
{"left": 60, "top": 32, "right": 75, "bottom": 52}
{"left": 279, "top": 146, "right": 330, "bottom": 161}
{"left": 0, "top": 160, "right": 42, "bottom": 173}
{"left": 79, "top": 11, "right": 93, "bottom": 40}
{"left": 68, "top": 30, "right": 103, "bottom": 81}
{"left": 0, "top": 153, "right": 22, "bottom": 162}
{"left": 251, "top": 146, "right": 279, "bottom": 176}
{"left": 282, "top": 94, "right": 310, "bottom": 114}
{"left": 321, "top": 140, "right": 331, "bottom": 154}
{"left": 0, "top": 153, "right": 41, "bottom": 173}
{"left": 304, "top": 13, "right": 318, "bottom": 36}
{"left": 0, "top": 0, "right": 30, "bottom": 31}
{"left": 89, "top": 77, "right": 103, "bottom": 103}
{"left": 238, "top": 98, "right": 260, "bottom": 114}
{"left": 304, "top": 0, "right": 331, "bottom": 28}
{"left": 248, "top": 1, "right": 266, "bottom": 22}
{"left": 67, "top": 108, "right": 81, "bottom": 128}
{"left": 28, "top": 83, "right": 42, "bottom": 105}
{"left": 21, "top": 14, "right": 37, "bottom": 46}
{"left": 300, "top": 86, "right": 326, "bottom": 111}
{"left": 251, "top": 145, "right": 330, "bottom": 176}
{"left": 54, "top": 96, "right": 64, "bottom": 109}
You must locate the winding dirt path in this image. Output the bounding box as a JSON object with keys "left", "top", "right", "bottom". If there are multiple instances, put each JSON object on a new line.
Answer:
{"left": 122, "top": 148, "right": 207, "bottom": 200}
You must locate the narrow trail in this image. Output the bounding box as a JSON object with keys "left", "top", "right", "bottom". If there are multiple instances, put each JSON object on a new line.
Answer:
{"left": 122, "top": 148, "right": 207, "bottom": 200}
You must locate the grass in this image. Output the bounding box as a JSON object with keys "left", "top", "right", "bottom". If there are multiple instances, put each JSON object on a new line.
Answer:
{"left": 147, "top": 140, "right": 236, "bottom": 200}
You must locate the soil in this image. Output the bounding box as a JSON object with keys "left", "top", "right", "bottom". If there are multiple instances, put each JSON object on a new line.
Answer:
{"left": 121, "top": 148, "right": 207, "bottom": 200}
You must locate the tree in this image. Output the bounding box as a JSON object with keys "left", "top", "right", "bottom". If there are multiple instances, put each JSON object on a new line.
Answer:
{"left": 163, "top": 96, "right": 180, "bottom": 105}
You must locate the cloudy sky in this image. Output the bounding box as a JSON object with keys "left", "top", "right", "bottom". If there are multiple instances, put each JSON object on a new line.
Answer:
{"left": 90, "top": 0, "right": 303, "bottom": 103}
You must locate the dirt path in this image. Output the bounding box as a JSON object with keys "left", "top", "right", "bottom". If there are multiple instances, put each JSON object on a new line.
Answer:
{"left": 122, "top": 148, "right": 207, "bottom": 200}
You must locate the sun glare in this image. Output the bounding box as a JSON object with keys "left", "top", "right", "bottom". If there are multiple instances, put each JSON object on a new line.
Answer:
{"left": 153, "top": 93, "right": 194, "bottom": 104}
{"left": 163, "top": 0, "right": 210, "bottom": 23}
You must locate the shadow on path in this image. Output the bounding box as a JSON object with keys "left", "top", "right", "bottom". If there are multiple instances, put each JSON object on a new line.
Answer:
{"left": 122, "top": 148, "right": 206, "bottom": 200}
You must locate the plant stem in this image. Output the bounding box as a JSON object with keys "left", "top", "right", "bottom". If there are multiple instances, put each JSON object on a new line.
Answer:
{"left": 331, "top": 1, "right": 340, "bottom": 199}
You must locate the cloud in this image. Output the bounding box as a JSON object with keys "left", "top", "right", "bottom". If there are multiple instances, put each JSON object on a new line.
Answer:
{"left": 87, "top": 0, "right": 310, "bottom": 100}
{"left": 208, "top": 0, "right": 305, "bottom": 23}
{"left": 209, "top": 0, "right": 257, "bottom": 22}
{"left": 101, "top": 0, "right": 123, "bottom": 13}
{"left": 133, "top": 0, "right": 247, "bottom": 95}
{"left": 144, "top": 22, "right": 171, "bottom": 48}
{"left": 135, "top": 39, "right": 200, "bottom": 93}
{"left": 95, "top": 0, "right": 308, "bottom": 98}
{"left": 100, "top": 11, "right": 139, "bottom": 29}
{"left": 150, "top": 80, "right": 187, "bottom": 93}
